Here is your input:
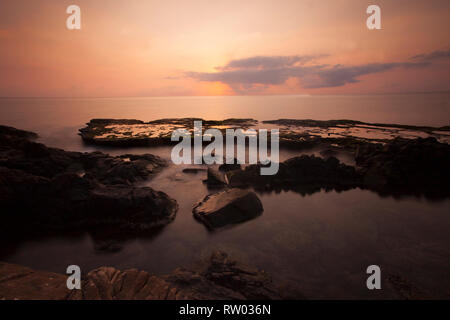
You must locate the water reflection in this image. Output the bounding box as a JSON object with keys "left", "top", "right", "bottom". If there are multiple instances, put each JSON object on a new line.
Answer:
{"left": 0, "top": 95, "right": 449, "bottom": 298}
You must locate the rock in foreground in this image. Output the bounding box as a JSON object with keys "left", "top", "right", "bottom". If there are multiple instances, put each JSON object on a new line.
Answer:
{"left": 193, "top": 188, "right": 263, "bottom": 229}
{"left": 0, "top": 251, "right": 292, "bottom": 300}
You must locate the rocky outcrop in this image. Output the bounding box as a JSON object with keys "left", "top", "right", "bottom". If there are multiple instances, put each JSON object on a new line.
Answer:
{"left": 0, "top": 125, "right": 178, "bottom": 233}
{"left": 220, "top": 138, "right": 450, "bottom": 198}
{"left": 0, "top": 251, "right": 293, "bottom": 300}
{"left": 193, "top": 188, "right": 263, "bottom": 229}
{"left": 79, "top": 118, "right": 258, "bottom": 147}
{"left": 356, "top": 137, "right": 450, "bottom": 198}
{"left": 0, "top": 262, "right": 71, "bottom": 300}
{"left": 264, "top": 119, "right": 450, "bottom": 146}
{"left": 226, "top": 155, "right": 361, "bottom": 195}
{"left": 80, "top": 118, "right": 450, "bottom": 149}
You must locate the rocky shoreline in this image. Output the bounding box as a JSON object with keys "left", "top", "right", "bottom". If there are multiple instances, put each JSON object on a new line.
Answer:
{"left": 0, "top": 125, "right": 178, "bottom": 234}
{"left": 0, "top": 251, "right": 298, "bottom": 300}
{"left": 2, "top": 121, "right": 450, "bottom": 233}
{"left": 79, "top": 118, "right": 258, "bottom": 147}
{"left": 1, "top": 119, "right": 449, "bottom": 299}
{"left": 79, "top": 118, "right": 450, "bottom": 148}
{"left": 0, "top": 251, "right": 431, "bottom": 300}
{"left": 211, "top": 137, "right": 450, "bottom": 199}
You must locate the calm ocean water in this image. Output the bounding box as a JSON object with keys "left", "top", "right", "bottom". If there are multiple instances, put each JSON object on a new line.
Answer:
{"left": 1, "top": 93, "right": 450, "bottom": 133}
{"left": 0, "top": 93, "right": 449, "bottom": 299}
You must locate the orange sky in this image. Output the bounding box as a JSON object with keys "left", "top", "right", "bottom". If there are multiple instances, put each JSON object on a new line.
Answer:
{"left": 0, "top": 0, "right": 449, "bottom": 97}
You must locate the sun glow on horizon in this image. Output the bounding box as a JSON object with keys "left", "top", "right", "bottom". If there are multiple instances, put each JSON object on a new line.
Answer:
{"left": 0, "top": 0, "right": 449, "bottom": 97}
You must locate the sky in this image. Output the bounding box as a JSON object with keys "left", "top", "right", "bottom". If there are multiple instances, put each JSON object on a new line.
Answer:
{"left": 0, "top": 0, "right": 449, "bottom": 97}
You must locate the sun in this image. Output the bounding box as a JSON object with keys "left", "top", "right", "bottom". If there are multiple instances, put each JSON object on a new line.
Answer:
{"left": 204, "top": 82, "right": 233, "bottom": 96}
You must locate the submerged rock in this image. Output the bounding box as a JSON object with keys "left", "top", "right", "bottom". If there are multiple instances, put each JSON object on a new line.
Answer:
{"left": 0, "top": 125, "right": 177, "bottom": 233}
{"left": 0, "top": 251, "right": 294, "bottom": 300}
{"left": 193, "top": 188, "right": 263, "bottom": 229}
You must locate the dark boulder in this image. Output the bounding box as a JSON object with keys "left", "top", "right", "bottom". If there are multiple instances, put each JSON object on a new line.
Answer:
{"left": 0, "top": 125, "right": 177, "bottom": 233}
{"left": 227, "top": 155, "right": 361, "bottom": 195}
{"left": 356, "top": 137, "right": 450, "bottom": 197}
{"left": 193, "top": 188, "right": 263, "bottom": 229}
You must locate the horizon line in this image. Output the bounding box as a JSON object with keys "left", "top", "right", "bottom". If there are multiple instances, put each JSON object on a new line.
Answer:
{"left": 0, "top": 90, "right": 449, "bottom": 100}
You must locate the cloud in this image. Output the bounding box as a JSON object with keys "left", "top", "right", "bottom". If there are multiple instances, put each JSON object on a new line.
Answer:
{"left": 411, "top": 49, "right": 450, "bottom": 62}
{"left": 216, "top": 55, "right": 326, "bottom": 71}
{"left": 296, "top": 62, "right": 427, "bottom": 88}
{"left": 185, "top": 53, "right": 430, "bottom": 92}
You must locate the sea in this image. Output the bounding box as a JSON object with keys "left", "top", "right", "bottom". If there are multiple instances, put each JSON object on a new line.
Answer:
{"left": 0, "top": 93, "right": 449, "bottom": 299}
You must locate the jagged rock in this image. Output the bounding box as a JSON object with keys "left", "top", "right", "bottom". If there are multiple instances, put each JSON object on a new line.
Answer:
{"left": 0, "top": 125, "right": 38, "bottom": 140}
{"left": 0, "top": 251, "right": 292, "bottom": 300}
{"left": 0, "top": 262, "right": 70, "bottom": 300}
{"left": 79, "top": 118, "right": 258, "bottom": 147}
{"left": 227, "top": 155, "right": 361, "bottom": 195}
{"left": 223, "top": 138, "right": 450, "bottom": 198}
{"left": 193, "top": 188, "right": 263, "bottom": 228}
{"left": 71, "top": 251, "right": 285, "bottom": 300}
{"left": 0, "top": 126, "right": 177, "bottom": 233}
{"left": 263, "top": 119, "right": 450, "bottom": 146}
{"left": 356, "top": 137, "right": 450, "bottom": 197}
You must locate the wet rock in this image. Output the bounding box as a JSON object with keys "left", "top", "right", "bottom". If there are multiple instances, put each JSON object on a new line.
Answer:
{"left": 356, "top": 137, "right": 450, "bottom": 197}
{"left": 0, "top": 125, "right": 38, "bottom": 140}
{"left": 88, "top": 185, "right": 177, "bottom": 229}
{"left": 74, "top": 251, "right": 288, "bottom": 299}
{"left": 0, "top": 126, "right": 177, "bottom": 233}
{"left": 226, "top": 138, "right": 450, "bottom": 198}
{"left": 264, "top": 119, "right": 450, "bottom": 145}
{"left": 200, "top": 251, "right": 283, "bottom": 299}
{"left": 0, "top": 251, "right": 291, "bottom": 300}
{"left": 193, "top": 188, "right": 263, "bottom": 229}
{"left": 227, "top": 155, "right": 361, "bottom": 195}
{"left": 0, "top": 262, "right": 70, "bottom": 300}
{"left": 79, "top": 118, "right": 258, "bottom": 147}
